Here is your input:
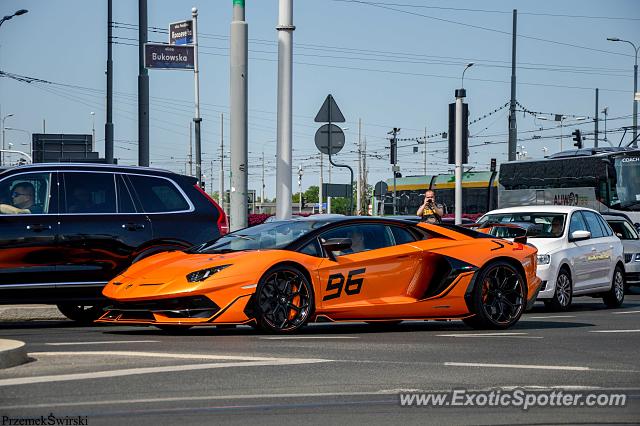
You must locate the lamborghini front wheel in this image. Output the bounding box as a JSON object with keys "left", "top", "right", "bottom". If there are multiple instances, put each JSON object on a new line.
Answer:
{"left": 463, "top": 261, "right": 526, "bottom": 330}
{"left": 254, "top": 265, "right": 314, "bottom": 334}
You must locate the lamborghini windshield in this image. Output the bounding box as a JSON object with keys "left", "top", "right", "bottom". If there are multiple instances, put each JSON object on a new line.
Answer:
{"left": 194, "top": 219, "right": 331, "bottom": 253}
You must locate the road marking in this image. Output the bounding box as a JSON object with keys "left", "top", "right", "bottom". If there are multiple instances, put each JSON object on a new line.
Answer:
{"left": 525, "top": 315, "right": 576, "bottom": 319}
{"left": 589, "top": 329, "right": 640, "bottom": 333}
{"left": 612, "top": 310, "right": 640, "bottom": 315}
{"left": 437, "top": 332, "right": 541, "bottom": 339}
{"left": 45, "top": 340, "right": 160, "bottom": 346}
{"left": 0, "top": 355, "right": 330, "bottom": 387}
{"left": 30, "top": 351, "right": 279, "bottom": 361}
{"left": 259, "top": 336, "right": 359, "bottom": 340}
{"left": 444, "top": 362, "right": 590, "bottom": 371}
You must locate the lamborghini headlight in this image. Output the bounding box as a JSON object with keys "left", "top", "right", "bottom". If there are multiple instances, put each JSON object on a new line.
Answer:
{"left": 537, "top": 254, "right": 551, "bottom": 265}
{"left": 186, "top": 264, "right": 231, "bottom": 282}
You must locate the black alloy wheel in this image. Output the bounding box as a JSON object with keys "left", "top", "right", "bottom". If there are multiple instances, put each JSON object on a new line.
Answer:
{"left": 463, "top": 261, "right": 526, "bottom": 330}
{"left": 255, "top": 265, "right": 314, "bottom": 334}
{"left": 56, "top": 303, "right": 104, "bottom": 324}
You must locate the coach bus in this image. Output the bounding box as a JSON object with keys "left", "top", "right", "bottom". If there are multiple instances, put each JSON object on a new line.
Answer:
{"left": 384, "top": 171, "right": 498, "bottom": 217}
{"left": 498, "top": 147, "right": 640, "bottom": 225}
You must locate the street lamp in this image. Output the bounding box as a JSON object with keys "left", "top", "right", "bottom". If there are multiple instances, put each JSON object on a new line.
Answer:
{"left": 461, "top": 62, "right": 474, "bottom": 89}
{"left": 0, "top": 9, "right": 28, "bottom": 28}
{"left": 90, "top": 112, "right": 96, "bottom": 151}
{"left": 1, "top": 113, "right": 15, "bottom": 166}
{"left": 607, "top": 37, "right": 639, "bottom": 146}
{"left": 4, "top": 127, "right": 32, "bottom": 161}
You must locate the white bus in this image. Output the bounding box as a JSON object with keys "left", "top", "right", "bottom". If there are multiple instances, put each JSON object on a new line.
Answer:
{"left": 498, "top": 148, "right": 640, "bottom": 226}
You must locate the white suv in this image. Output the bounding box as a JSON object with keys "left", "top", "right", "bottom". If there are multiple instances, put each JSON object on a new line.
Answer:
{"left": 478, "top": 206, "right": 625, "bottom": 311}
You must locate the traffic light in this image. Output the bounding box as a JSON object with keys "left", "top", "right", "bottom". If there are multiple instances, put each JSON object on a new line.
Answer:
{"left": 301, "top": 196, "right": 306, "bottom": 208}
{"left": 572, "top": 129, "right": 583, "bottom": 149}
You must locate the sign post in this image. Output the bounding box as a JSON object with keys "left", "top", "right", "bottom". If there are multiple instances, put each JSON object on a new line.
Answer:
{"left": 314, "top": 94, "right": 353, "bottom": 214}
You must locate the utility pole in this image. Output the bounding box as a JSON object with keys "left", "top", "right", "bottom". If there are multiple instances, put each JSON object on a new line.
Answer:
{"left": 193, "top": 7, "right": 203, "bottom": 187}
{"left": 90, "top": 112, "right": 95, "bottom": 151}
{"left": 298, "top": 165, "right": 303, "bottom": 213}
{"left": 356, "top": 118, "right": 362, "bottom": 215}
{"left": 508, "top": 9, "right": 518, "bottom": 161}
{"left": 230, "top": 0, "right": 249, "bottom": 230}
{"left": 138, "top": 0, "right": 149, "bottom": 167}
{"left": 105, "top": 0, "right": 114, "bottom": 164}
{"left": 276, "top": 0, "right": 294, "bottom": 220}
{"left": 389, "top": 127, "right": 399, "bottom": 215}
{"left": 603, "top": 107, "right": 608, "bottom": 145}
{"left": 423, "top": 127, "right": 427, "bottom": 175}
{"left": 219, "top": 113, "right": 225, "bottom": 215}
{"left": 261, "top": 151, "right": 265, "bottom": 213}
{"left": 594, "top": 88, "right": 599, "bottom": 148}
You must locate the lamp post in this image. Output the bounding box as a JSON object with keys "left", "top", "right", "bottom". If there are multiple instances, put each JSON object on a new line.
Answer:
{"left": 454, "top": 63, "right": 473, "bottom": 225}
{"left": 90, "top": 112, "right": 96, "bottom": 151}
{"left": 608, "top": 37, "right": 639, "bottom": 146}
{"left": 1, "top": 113, "right": 14, "bottom": 166}
{"left": 0, "top": 9, "right": 28, "bottom": 28}
{"left": 4, "top": 127, "right": 32, "bottom": 161}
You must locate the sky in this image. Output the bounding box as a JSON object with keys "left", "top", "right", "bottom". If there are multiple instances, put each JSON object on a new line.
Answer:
{"left": 1, "top": 0, "right": 639, "bottom": 198}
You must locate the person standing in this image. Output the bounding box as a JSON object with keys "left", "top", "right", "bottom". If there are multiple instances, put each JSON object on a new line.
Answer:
{"left": 416, "top": 190, "right": 444, "bottom": 224}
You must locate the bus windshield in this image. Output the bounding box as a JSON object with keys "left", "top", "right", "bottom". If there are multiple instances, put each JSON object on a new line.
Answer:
{"left": 611, "top": 156, "right": 640, "bottom": 211}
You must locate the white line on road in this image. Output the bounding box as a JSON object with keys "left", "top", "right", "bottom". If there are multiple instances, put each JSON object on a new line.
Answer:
{"left": 45, "top": 340, "right": 160, "bottom": 346}
{"left": 612, "top": 310, "right": 640, "bottom": 315}
{"left": 437, "top": 333, "right": 541, "bottom": 339}
{"left": 30, "top": 351, "right": 279, "bottom": 361}
{"left": 589, "top": 329, "right": 640, "bottom": 333}
{"left": 525, "top": 315, "right": 576, "bottom": 319}
{"left": 259, "top": 336, "right": 359, "bottom": 340}
{"left": 444, "top": 362, "right": 590, "bottom": 371}
{"left": 0, "top": 358, "right": 330, "bottom": 387}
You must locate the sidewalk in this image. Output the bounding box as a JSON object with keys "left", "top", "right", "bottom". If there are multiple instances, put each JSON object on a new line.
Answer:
{"left": 0, "top": 305, "right": 67, "bottom": 322}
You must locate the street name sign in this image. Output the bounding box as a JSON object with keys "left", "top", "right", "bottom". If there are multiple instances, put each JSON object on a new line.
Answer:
{"left": 145, "top": 44, "right": 195, "bottom": 70}
{"left": 170, "top": 20, "right": 193, "bottom": 45}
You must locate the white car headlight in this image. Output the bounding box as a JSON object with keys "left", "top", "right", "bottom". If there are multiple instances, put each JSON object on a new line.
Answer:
{"left": 537, "top": 254, "right": 551, "bottom": 265}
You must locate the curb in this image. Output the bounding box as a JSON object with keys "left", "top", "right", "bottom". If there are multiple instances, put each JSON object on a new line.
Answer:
{"left": 0, "top": 339, "right": 28, "bottom": 369}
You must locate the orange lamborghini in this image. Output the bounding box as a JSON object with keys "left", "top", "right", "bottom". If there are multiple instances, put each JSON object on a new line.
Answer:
{"left": 98, "top": 216, "right": 541, "bottom": 333}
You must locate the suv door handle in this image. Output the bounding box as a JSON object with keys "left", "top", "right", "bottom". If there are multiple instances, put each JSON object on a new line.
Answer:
{"left": 26, "top": 224, "right": 52, "bottom": 232}
{"left": 122, "top": 223, "right": 145, "bottom": 231}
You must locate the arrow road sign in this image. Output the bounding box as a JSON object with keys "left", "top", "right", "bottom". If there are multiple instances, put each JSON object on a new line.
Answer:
{"left": 315, "top": 124, "right": 345, "bottom": 155}
{"left": 314, "top": 94, "right": 345, "bottom": 123}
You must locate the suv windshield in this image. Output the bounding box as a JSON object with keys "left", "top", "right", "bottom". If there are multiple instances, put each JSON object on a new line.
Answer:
{"left": 194, "top": 220, "right": 331, "bottom": 253}
{"left": 478, "top": 213, "right": 566, "bottom": 238}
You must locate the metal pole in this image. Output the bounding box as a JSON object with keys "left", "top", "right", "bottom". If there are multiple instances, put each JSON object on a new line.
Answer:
{"left": 276, "top": 0, "right": 294, "bottom": 220}
{"left": 105, "top": 0, "right": 114, "bottom": 164}
{"left": 189, "top": 121, "right": 193, "bottom": 176}
{"left": 261, "top": 151, "right": 265, "bottom": 213}
{"left": 138, "top": 0, "right": 149, "bottom": 167}
{"left": 192, "top": 7, "right": 202, "bottom": 187}
{"left": 595, "top": 88, "right": 599, "bottom": 148}
{"left": 634, "top": 59, "right": 638, "bottom": 146}
{"left": 356, "top": 118, "right": 361, "bottom": 215}
{"left": 319, "top": 153, "right": 323, "bottom": 213}
{"left": 298, "top": 165, "right": 303, "bottom": 213}
{"left": 423, "top": 126, "right": 427, "bottom": 175}
{"left": 455, "top": 88, "right": 465, "bottom": 225}
{"left": 508, "top": 9, "right": 517, "bottom": 161}
{"left": 220, "top": 113, "right": 225, "bottom": 214}
{"left": 230, "top": 0, "right": 249, "bottom": 230}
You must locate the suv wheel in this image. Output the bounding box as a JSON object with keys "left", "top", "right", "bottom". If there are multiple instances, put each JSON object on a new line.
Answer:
{"left": 56, "top": 303, "right": 104, "bottom": 324}
{"left": 544, "top": 269, "right": 572, "bottom": 311}
{"left": 603, "top": 266, "right": 625, "bottom": 308}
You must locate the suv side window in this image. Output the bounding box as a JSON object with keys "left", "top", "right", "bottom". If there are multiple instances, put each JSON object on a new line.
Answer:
{"left": 0, "top": 172, "right": 53, "bottom": 215}
{"left": 64, "top": 172, "right": 116, "bottom": 214}
{"left": 582, "top": 211, "right": 605, "bottom": 239}
{"left": 568, "top": 211, "right": 588, "bottom": 235}
{"left": 128, "top": 175, "right": 190, "bottom": 213}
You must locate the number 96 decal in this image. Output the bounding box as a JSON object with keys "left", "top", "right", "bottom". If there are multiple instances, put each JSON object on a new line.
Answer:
{"left": 322, "top": 268, "right": 366, "bottom": 301}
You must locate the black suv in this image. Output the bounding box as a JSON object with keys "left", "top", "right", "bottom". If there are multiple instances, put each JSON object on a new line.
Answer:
{"left": 0, "top": 163, "right": 227, "bottom": 322}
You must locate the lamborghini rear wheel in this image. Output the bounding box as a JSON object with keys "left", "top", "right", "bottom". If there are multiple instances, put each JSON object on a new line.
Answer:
{"left": 254, "top": 265, "right": 314, "bottom": 334}
{"left": 463, "top": 261, "right": 525, "bottom": 330}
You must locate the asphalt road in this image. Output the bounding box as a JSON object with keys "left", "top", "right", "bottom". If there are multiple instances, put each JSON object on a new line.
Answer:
{"left": 1, "top": 293, "right": 640, "bottom": 425}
